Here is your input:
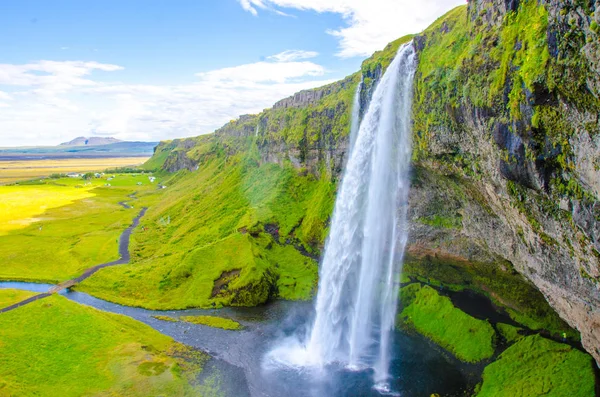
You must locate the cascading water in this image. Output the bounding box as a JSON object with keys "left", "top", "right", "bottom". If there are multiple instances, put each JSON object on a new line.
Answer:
{"left": 349, "top": 76, "right": 363, "bottom": 152}
{"left": 265, "top": 43, "right": 416, "bottom": 392}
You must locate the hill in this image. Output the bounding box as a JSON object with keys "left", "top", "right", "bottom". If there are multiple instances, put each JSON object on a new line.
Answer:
{"left": 0, "top": 141, "right": 158, "bottom": 159}
{"left": 59, "top": 136, "right": 122, "bottom": 146}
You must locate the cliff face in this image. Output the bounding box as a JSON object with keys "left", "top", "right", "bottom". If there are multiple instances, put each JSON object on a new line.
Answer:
{"left": 146, "top": 0, "right": 600, "bottom": 363}
{"left": 412, "top": 0, "right": 600, "bottom": 363}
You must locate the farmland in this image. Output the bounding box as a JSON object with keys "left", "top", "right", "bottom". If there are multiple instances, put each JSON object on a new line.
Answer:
{"left": 0, "top": 157, "right": 149, "bottom": 184}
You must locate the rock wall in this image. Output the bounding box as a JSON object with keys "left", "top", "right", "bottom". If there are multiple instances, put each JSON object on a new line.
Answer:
{"left": 412, "top": 0, "right": 600, "bottom": 364}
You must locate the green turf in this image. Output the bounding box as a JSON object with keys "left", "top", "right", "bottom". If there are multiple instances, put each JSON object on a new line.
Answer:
{"left": 181, "top": 315, "right": 242, "bottom": 330}
{"left": 398, "top": 284, "right": 496, "bottom": 363}
{"left": 0, "top": 293, "right": 207, "bottom": 396}
{"left": 0, "top": 289, "right": 36, "bottom": 309}
{"left": 0, "top": 178, "right": 150, "bottom": 283}
{"left": 476, "top": 335, "right": 596, "bottom": 397}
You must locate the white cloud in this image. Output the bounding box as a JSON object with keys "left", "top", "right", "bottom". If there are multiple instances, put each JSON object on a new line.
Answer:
{"left": 238, "top": 0, "right": 465, "bottom": 57}
{"left": 268, "top": 50, "right": 319, "bottom": 62}
{"left": 196, "top": 60, "right": 324, "bottom": 84}
{"left": 0, "top": 55, "right": 333, "bottom": 146}
{"left": 0, "top": 61, "right": 123, "bottom": 93}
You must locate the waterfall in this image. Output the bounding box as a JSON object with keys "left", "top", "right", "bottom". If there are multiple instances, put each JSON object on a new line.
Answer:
{"left": 349, "top": 76, "right": 363, "bottom": 152}
{"left": 265, "top": 42, "right": 416, "bottom": 392}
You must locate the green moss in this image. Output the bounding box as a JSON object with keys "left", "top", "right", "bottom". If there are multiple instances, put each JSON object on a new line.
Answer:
{"left": 416, "top": 214, "right": 462, "bottom": 229}
{"left": 403, "top": 255, "right": 578, "bottom": 340}
{"left": 496, "top": 323, "right": 524, "bottom": 343}
{"left": 476, "top": 335, "right": 596, "bottom": 397}
{"left": 153, "top": 315, "right": 179, "bottom": 323}
{"left": 180, "top": 315, "right": 242, "bottom": 330}
{"left": 398, "top": 284, "right": 496, "bottom": 363}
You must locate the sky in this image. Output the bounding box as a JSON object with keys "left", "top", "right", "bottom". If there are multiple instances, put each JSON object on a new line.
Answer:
{"left": 0, "top": 0, "right": 464, "bottom": 147}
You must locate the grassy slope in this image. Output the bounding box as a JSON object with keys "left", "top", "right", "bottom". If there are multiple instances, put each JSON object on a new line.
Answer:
{"left": 78, "top": 147, "right": 331, "bottom": 309}
{"left": 0, "top": 289, "right": 36, "bottom": 309}
{"left": 399, "top": 283, "right": 496, "bottom": 362}
{"left": 476, "top": 335, "right": 596, "bottom": 397}
{"left": 0, "top": 293, "right": 207, "bottom": 396}
{"left": 0, "top": 175, "right": 159, "bottom": 283}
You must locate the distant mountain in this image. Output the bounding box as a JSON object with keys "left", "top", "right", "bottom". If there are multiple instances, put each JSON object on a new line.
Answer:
{"left": 0, "top": 140, "right": 158, "bottom": 160}
{"left": 59, "top": 136, "right": 122, "bottom": 146}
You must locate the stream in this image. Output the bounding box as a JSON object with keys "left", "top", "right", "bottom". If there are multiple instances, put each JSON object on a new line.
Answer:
{"left": 0, "top": 281, "right": 483, "bottom": 397}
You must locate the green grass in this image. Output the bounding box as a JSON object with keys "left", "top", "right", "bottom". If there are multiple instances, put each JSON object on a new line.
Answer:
{"left": 0, "top": 289, "right": 36, "bottom": 309}
{"left": 153, "top": 314, "right": 243, "bottom": 330}
{"left": 0, "top": 293, "right": 207, "bottom": 396}
{"left": 78, "top": 152, "right": 326, "bottom": 310}
{"left": 0, "top": 178, "right": 151, "bottom": 283}
{"left": 181, "top": 315, "right": 242, "bottom": 330}
{"left": 0, "top": 183, "right": 95, "bottom": 234}
{"left": 476, "top": 335, "right": 596, "bottom": 396}
{"left": 496, "top": 323, "right": 524, "bottom": 343}
{"left": 398, "top": 284, "right": 496, "bottom": 363}
{"left": 153, "top": 315, "right": 179, "bottom": 322}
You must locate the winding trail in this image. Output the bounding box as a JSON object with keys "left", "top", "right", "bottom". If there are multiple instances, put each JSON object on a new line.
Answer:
{"left": 0, "top": 204, "right": 147, "bottom": 314}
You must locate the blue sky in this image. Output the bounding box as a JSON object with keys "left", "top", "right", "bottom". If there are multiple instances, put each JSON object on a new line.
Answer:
{"left": 0, "top": 0, "right": 464, "bottom": 146}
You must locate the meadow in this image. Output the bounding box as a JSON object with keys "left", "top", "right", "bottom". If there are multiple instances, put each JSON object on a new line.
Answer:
{"left": 0, "top": 291, "right": 206, "bottom": 396}
{"left": 0, "top": 174, "right": 165, "bottom": 282}
{"left": 77, "top": 153, "right": 328, "bottom": 310}
{"left": 0, "top": 157, "right": 149, "bottom": 184}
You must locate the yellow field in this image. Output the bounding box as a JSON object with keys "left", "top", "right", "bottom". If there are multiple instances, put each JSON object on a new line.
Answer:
{"left": 0, "top": 184, "right": 98, "bottom": 235}
{"left": 0, "top": 157, "right": 149, "bottom": 184}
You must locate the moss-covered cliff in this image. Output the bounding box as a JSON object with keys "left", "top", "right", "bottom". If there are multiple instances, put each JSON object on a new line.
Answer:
{"left": 81, "top": 0, "right": 600, "bottom": 369}
{"left": 411, "top": 0, "right": 600, "bottom": 365}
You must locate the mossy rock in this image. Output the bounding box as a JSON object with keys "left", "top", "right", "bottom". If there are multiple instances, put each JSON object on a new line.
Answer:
{"left": 476, "top": 335, "right": 596, "bottom": 396}
{"left": 399, "top": 284, "right": 496, "bottom": 363}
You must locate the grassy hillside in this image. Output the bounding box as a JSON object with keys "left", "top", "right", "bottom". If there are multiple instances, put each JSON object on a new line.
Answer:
{"left": 0, "top": 292, "right": 207, "bottom": 396}
{"left": 79, "top": 140, "right": 333, "bottom": 309}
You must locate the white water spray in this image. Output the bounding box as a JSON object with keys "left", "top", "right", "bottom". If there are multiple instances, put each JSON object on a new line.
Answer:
{"left": 266, "top": 43, "right": 416, "bottom": 392}
{"left": 349, "top": 76, "right": 363, "bottom": 152}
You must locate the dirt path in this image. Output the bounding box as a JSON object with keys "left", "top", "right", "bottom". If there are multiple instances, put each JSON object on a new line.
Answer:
{"left": 0, "top": 206, "right": 147, "bottom": 314}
